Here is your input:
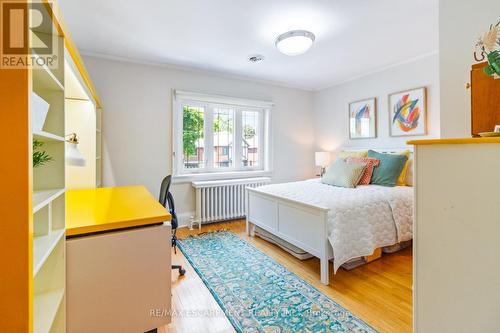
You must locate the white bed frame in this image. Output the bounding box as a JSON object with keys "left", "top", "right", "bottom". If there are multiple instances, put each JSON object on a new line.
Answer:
{"left": 246, "top": 148, "right": 413, "bottom": 285}
{"left": 246, "top": 188, "right": 333, "bottom": 284}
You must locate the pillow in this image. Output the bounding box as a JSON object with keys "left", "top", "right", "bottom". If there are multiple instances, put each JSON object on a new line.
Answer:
{"left": 405, "top": 158, "right": 414, "bottom": 186}
{"left": 367, "top": 150, "right": 408, "bottom": 187}
{"left": 345, "top": 157, "right": 380, "bottom": 185}
{"left": 337, "top": 150, "right": 368, "bottom": 159}
{"left": 321, "top": 158, "right": 366, "bottom": 188}
{"left": 395, "top": 150, "right": 411, "bottom": 186}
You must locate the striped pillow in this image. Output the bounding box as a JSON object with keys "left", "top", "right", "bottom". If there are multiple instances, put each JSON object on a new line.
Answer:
{"left": 345, "top": 157, "right": 380, "bottom": 185}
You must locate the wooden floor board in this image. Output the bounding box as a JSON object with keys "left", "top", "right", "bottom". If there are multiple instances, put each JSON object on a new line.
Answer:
{"left": 161, "top": 220, "right": 412, "bottom": 333}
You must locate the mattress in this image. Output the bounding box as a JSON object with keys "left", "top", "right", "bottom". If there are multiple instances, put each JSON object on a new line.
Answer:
{"left": 254, "top": 178, "right": 413, "bottom": 272}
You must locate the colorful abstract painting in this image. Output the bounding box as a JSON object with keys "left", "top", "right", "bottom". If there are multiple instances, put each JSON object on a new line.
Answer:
{"left": 349, "top": 98, "right": 377, "bottom": 139}
{"left": 389, "top": 87, "right": 427, "bottom": 136}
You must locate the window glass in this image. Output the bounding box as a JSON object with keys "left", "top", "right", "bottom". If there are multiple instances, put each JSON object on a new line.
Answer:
{"left": 242, "top": 110, "right": 259, "bottom": 167}
{"left": 213, "top": 108, "right": 234, "bottom": 168}
{"left": 182, "top": 105, "right": 205, "bottom": 169}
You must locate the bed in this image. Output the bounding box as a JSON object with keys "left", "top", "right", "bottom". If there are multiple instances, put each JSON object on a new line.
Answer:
{"left": 246, "top": 149, "right": 413, "bottom": 285}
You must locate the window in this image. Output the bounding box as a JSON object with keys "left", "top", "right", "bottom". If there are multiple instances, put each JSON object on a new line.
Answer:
{"left": 173, "top": 91, "right": 272, "bottom": 178}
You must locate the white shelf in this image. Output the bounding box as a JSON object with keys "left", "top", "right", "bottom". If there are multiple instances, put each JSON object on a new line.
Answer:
{"left": 33, "top": 131, "right": 65, "bottom": 142}
{"left": 32, "top": 53, "right": 64, "bottom": 91}
{"left": 34, "top": 288, "right": 65, "bottom": 333}
{"left": 33, "top": 229, "right": 65, "bottom": 276}
{"left": 33, "top": 189, "right": 65, "bottom": 213}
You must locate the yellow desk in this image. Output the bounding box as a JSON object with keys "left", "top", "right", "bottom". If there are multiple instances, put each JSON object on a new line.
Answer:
{"left": 66, "top": 185, "right": 170, "bottom": 236}
{"left": 66, "top": 186, "right": 172, "bottom": 333}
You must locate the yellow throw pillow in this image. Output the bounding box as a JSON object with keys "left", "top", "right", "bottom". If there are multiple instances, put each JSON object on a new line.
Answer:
{"left": 395, "top": 150, "right": 411, "bottom": 186}
{"left": 337, "top": 150, "right": 368, "bottom": 159}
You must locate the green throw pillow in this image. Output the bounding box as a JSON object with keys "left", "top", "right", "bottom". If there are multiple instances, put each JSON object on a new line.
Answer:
{"left": 368, "top": 150, "right": 408, "bottom": 187}
{"left": 321, "top": 158, "right": 366, "bottom": 188}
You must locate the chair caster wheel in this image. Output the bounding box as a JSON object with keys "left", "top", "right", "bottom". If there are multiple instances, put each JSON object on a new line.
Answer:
{"left": 179, "top": 268, "right": 186, "bottom": 276}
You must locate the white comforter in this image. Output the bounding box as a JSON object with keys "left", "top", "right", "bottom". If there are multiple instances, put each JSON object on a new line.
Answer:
{"left": 255, "top": 179, "right": 413, "bottom": 272}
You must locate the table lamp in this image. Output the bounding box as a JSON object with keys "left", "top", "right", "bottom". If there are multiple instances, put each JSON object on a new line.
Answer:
{"left": 315, "top": 151, "right": 331, "bottom": 176}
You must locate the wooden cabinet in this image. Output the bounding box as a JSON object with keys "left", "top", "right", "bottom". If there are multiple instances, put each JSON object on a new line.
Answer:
{"left": 471, "top": 62, "right": 500, "bottom": 136}
{"left": 410, "top": 138, "right": 500, "bottom": 333}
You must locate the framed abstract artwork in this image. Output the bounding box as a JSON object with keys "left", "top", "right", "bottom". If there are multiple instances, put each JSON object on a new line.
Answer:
{"left": 389, "top": 87, "right": 427, "bottom": 137}
{"left": 349, "top": 98, "right": 377, "bottom": 139}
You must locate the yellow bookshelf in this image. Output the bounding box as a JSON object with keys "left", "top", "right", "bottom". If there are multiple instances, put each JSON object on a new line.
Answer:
{"left": 32, "top": 26, "right": 67, "bottom": 331}
{"left": 0, "top": 1, "right": 103, "bottom": 331}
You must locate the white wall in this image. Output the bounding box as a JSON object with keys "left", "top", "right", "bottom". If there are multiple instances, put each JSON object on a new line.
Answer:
{"left": 82, "top": 56, "right": 315, "bottom": 217}
{"left": 313, "top": 54, "right": 440, "bottom": 152}
{"left": 439, "top": 0, "right": 500, "bottom": 138}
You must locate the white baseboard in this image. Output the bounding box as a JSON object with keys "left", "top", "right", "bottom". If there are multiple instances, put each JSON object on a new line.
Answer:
{"left": 176, "top": 212, "right": 195, "bottom": 228}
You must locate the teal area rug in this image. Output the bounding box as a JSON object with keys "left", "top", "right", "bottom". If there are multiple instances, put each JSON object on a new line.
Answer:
{"left": 177, "top": 231, "right": 377, "bottom": 333}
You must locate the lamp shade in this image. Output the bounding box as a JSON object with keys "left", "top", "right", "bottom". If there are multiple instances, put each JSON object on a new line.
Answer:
{"left": 66, "top": 142, "right": 86, "bottom": 167}
{"left": 315, "top": 151, "right": 330, "bottom": 167}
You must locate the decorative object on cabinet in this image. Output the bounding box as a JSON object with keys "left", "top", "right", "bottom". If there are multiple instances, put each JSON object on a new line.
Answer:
{"left": 473, "top": 21, "right": 500, "bottom": 77}
{"left": 349, "top": 97, "right": 377, "bottom": 139}
{"left": 389, "top": 87, "right": 427, "bottom": 137}
{"left": 478, "top": 131, "right": 500, "bottom": 137}
{"left": 470, "top": 62, "right": 500, "bottom": 136}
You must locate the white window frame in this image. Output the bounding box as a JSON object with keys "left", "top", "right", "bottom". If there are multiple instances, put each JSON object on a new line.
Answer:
{"left": 172, "top": 90, "right": 273, "bottom": 182}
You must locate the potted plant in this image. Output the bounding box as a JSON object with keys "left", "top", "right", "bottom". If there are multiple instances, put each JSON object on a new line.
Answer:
{"left": 474, "top": 21, "right": 500, "bottom": 77}
{"left": 33, "top": 139, "right": 53, "bottom": 168}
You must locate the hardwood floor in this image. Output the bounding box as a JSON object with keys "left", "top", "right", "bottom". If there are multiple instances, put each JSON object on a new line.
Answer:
{"left": 161, "top": 220, "right": 412, "bottom": 333}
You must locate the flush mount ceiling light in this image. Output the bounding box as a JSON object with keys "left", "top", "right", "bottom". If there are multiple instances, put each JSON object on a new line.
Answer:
{"left": 275, "top": 30, "right": 315, "bottom": 56}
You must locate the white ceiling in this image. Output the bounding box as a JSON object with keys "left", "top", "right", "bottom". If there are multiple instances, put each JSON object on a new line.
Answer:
{"left": 59, "top": 0, "right": 438, "bottom": 91}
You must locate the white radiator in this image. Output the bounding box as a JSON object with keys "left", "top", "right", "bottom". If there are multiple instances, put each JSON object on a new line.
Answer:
{"left": 192, "top": 177, "right": 271, "bottom": 227}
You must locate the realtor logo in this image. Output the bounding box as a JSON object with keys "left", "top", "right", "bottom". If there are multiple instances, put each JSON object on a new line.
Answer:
{"left": 1, "top": 1, "right": 58, "bottom": 68}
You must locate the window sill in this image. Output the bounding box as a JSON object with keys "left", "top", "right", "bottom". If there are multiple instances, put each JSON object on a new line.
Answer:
{"left": 172, "top": 170, "right": 273, "bottom": 184}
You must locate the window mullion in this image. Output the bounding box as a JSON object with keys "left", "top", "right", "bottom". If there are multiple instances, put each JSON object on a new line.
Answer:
{"left": 205, "top": 104, "right": 214, "bottom": 171}
{"left": 259, "top": 109, "right": 266, "bottom": 171}
{"left": 234, "top": 108, "right": 243, "bottom": 171}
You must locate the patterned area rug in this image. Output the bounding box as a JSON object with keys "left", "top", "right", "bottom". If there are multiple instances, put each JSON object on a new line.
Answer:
{"left": 177, "top": 231, "right": 377, "bottom": 333}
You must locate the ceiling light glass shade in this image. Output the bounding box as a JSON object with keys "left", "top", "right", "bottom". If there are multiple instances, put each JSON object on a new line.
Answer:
{"left": 275, "top": 30, "right": 315, "bottom": 56}
{"left": 66, "top": 142, "right": 86, "bottom": 167}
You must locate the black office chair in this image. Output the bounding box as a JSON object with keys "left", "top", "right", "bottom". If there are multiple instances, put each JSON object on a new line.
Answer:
{"left": 159, "top": 175, "right": 186, "bottom": 276}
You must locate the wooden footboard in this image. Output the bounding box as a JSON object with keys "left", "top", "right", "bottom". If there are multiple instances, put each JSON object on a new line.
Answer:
{"left": 246, "top": 187, "right": 333, "bottom": 285}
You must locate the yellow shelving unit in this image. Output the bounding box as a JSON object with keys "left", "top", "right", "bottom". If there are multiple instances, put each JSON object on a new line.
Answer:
{"left": 0, "top": 0, "right": 103, "bottom": 331}
{"left": 31, "top": 21, "right": 66, "bottom": 332}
